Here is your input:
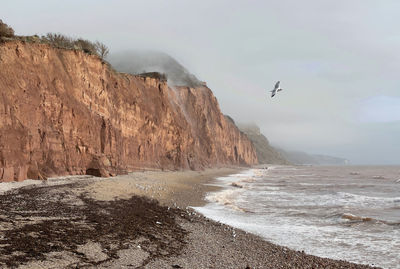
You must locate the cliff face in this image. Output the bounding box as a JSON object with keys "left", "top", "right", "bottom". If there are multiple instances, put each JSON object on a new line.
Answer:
{"left": 0, "top": 41, "right": 257, "bottom": 182}
{"left": 237, "top": 124, "right": 289, "bottom": 165}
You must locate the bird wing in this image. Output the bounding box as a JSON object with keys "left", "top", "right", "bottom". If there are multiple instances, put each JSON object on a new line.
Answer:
{"left": 274, "top": 81, "right": 280, "bottom": 90}
{"left": 271, "top": 89, "right": 276, "bottom": 97}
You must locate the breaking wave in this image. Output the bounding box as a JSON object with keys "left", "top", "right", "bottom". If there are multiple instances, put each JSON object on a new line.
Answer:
{"left": 195, "top": 165, "right": 400, "bottom": 269}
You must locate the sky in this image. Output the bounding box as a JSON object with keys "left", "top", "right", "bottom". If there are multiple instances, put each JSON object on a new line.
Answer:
{"left": 2, "top": 0, "right": 399, "bottom": 164}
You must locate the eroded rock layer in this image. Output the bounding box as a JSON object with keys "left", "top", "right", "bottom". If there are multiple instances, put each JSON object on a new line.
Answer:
{"left": 0, "top": 41, "right": 257, "bottom": 181}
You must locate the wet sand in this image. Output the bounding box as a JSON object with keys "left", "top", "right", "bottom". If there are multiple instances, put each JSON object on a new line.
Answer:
{"left": 0, "top": 168, "right": 380, "bottom": 268}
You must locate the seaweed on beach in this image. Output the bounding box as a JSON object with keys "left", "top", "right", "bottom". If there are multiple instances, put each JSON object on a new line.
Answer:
{"left": 0, "top": 183, "right": 187, "bottom": 267}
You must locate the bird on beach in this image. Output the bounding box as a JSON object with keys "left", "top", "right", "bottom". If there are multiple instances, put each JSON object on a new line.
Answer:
{"left": 270, "top": 81, "right": 283, "bottom": 98}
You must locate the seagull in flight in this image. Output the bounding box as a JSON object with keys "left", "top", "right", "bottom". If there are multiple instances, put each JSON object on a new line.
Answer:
{"left": 270, "top": 81, "right": 283, "bottom": 98}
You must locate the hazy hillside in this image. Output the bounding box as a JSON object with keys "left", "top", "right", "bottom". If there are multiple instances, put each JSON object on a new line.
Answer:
{"left": 237, "top": 122, "right": 348, "bottom": 166}
{"left": 237, "top": 123, "right": 289, "bottom": 165}
{"left": 276, "top": 149, "right": 349, "bottom": 165}
{"left": 108, "top": 51, "right": 204, "bottom": 87}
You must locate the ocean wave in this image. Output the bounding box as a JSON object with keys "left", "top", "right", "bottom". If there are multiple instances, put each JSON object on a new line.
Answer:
{"left": 341, "top": 213, "right": 374, "bottom": 222}
{"left": 341, "top": 213, "right": 400, "bottom": 226}
{"left": 249, "top": 189, "right": 400, "bottom": 209}
{"left": 298, "top": 183, "right": 334, "bottom": 186}
{"left": 316, "top": 192, "right": 400, "bottom": 209}
{"left": 263, "top": 186, "right": 280, "bottom": 191}
{"left": 205, "top": 189, "right": 251, "bottom": 212}
{"left": 336, "top": 191, "right": 400, "bottom": 204}
{"left": 199, "top": 165, "right": 400, "bottom": 269}
{"left": 239, "top": 178, "right": 257, "bottom": 183}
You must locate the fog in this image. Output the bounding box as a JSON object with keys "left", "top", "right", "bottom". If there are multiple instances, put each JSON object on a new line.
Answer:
{"left": 2, "top": 0, "right": 399, "bottom": 164}
{"left": 109, "top": 50, "right": 202, "bottom": 87}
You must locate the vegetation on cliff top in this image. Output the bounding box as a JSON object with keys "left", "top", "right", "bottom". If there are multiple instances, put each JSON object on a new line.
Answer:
{"left": 1, "top": 19, "right": 172, "bottom": 81}
{"left": 0, "top": 19, "right": 109, "bottom": 60}
{"left": 137, "top": 72, "right": 168, "bottom": 81}
{"left": 0, "top": 19, "right": 14, "bottom": 37}
{"left": 1, "top": 19, "right": 200, "bottom": 86}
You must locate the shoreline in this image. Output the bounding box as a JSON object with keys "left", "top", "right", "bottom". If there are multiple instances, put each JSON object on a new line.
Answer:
{"left": 83, "top": 167, "right": 243, "bottom": 208}
{"left": 0, "top": 167, "right": 380, "bottom": 268}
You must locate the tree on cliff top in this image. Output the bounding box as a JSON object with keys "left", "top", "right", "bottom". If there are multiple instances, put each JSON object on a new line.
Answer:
{"left": 0, "top": 19, "right": 15, "bottom": 38}
{"left": 95, "top": 41, "right": 109, "bottom": 60}
{"left": 73, "top": 38, "right": 98, "bottom": 55}
{"left": 42, "top": 33, "right": 74, "bottom": 48}
{"left": 42, "top": 34, "right": 108, "bottom": 59}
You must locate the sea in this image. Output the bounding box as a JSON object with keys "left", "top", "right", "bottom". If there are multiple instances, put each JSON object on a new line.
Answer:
{"left": 194, "top": 165, "right": 400, "bottom": 269}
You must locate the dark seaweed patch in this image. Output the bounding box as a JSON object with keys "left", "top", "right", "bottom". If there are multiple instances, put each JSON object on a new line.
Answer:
{"left": 0, "top": 183, "right": 187, "bottom": 267}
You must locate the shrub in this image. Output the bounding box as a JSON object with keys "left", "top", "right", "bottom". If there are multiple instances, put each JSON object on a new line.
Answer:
{"left": 0, "top": 22, "right": 112, "bottom": 62}
{"left": 3, "top": 28, "right": 111, "bottom": 61}
{"left": 138, "top": 72, "right": 167, "bottom": 81}
{"left": 95, "top": 41, "right": 109, "bottom": 59}
{"left": 42, "top": 34, "right": 106, "bottom": 58}
{"left": 73, "top": 39, "right": 97, "bottom": 55}
{"left": 0, "top": 19, "right": 15, "bottom": 38}
{"left": 42, "top": 33, "right": 74, "bottom": 49}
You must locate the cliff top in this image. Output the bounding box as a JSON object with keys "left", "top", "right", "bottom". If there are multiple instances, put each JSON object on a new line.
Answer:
{"left": 1, "top": 19, "right": 205, "bottom": 88}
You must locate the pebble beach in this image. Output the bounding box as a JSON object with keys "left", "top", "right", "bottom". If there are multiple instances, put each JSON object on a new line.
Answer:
{"left": 0, "top": 168, "right": 381, "bottom": 268}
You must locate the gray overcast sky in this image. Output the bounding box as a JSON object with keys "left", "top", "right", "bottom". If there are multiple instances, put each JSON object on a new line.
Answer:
{"left": 2, "top": 0, "right": 399, "bottom": 164}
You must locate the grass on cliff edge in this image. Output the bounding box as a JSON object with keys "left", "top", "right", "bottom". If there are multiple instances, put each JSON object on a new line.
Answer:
{"left": 0, "top": 19, "right": 110, "bottom": 61}
{"left": 0, "top": 19, "right": 170, "bottom": 81}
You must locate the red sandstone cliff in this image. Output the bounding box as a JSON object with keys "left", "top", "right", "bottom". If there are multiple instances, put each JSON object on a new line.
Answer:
{"left": 0, "top": 41, "right": 257, "bottom": 182}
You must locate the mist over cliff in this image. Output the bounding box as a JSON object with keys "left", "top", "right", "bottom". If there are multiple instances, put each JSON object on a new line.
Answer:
{"left": 275, "top": 148, "right": 349, "bottom": 165}
{"left": 108, "top": 51, "right": 203, "bottom": 88}
{"left": 0, "top": 41, "right": 257, "bottom": 182}
{"left": 108, "top": 51, "right": 293, "bottom": 166}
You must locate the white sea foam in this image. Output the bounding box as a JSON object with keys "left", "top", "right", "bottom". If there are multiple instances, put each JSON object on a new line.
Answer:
{"left": 195, "top": 165, "right": 400, "bottom": 269}
{"left": 263, "top": 186, "right": 280, "bottom": 191}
